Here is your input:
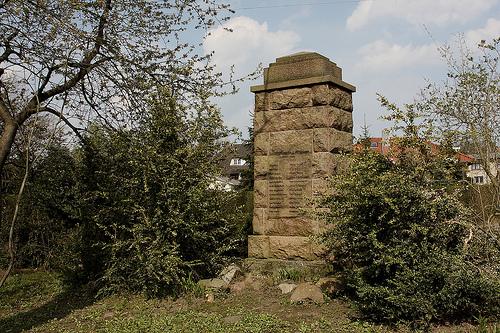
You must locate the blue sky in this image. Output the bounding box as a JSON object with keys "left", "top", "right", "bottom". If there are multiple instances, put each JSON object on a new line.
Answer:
{"left": 203, "top": 0, "right": 500, "bottom": 139}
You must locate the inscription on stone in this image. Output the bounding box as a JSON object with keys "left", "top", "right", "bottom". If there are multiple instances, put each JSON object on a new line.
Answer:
{"left": 268, "top": 155, "right": 311, "bottom": 218}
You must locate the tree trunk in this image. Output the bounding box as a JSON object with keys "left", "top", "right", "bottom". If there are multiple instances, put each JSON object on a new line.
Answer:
{"left": 0, "top": 122, "right": 18, "bottom": 176}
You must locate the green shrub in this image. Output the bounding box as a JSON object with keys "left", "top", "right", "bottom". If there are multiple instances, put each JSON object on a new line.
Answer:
{"left": 320, "top": 147, "right": 500, "bottom": 327}
{"left": 75, "top": 92, "right": 246, "bottom": 297}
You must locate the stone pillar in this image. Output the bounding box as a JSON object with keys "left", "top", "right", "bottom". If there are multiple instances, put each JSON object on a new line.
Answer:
{"left": 248, "top": 52, "right": 355, "bottom": 261}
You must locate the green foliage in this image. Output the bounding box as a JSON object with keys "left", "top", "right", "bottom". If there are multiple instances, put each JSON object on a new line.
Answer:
{"left": 0, "top": 143, "right": 81, "bottom": 270}
{"left": 320, "top": 106, "right": 500, "bottom": 327}
{"left": 73, "top": 91, "right": 245, "bottom": 297}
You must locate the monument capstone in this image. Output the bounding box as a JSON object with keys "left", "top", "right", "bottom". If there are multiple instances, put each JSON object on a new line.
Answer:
{"left": 248, "top": 52, "right": 356, "bottom": 261}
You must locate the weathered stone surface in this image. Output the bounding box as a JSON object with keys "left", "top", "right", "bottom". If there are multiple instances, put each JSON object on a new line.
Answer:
{"left": 290, "top": 282, "right": 325, "bottom": 304}
{"left": 267, "top": 207, "right": 307, "bottom": 219}
{"left": 265, "top": 52, "right": 342, "bottom": 84}
{"left": 249, "top": 236, "right": 323, "bottom": 260}
{"left": 198, "top": 278, "right": 227, "bottom": 290}
{"left": 267, "top": 155, "right": 311, "bottom": 179}
{"left": 268, "top": 179, "right": 312, "bottom": 218}
{"left": 255, "top": 92, "right": 269, "bottom": 112}
{"left": 278, "top": 283, "right": 297, "bottom": 294}
{"left": 252, "top": 208, "right": 266, "bottom": 235}
{"left": 312, "top": 153, "right": 339, "bottom": 178}
{"left": 253, "top": 180, "right": 267, "bottom": 208}
{"left": 313, "top": 128, "right": 352, "bottom": 153}
{"left": 254, "top": 156, "right": 268, "bottom": 180}
{"left": 268, "top": 87, "right": 313, "bottom": 110}
{"left": 259, "top": 217, "right": 319, "bottom": 236}
{"left": 269, "top": 130, "right": 312, "bottom": 155}
{"left": 248, "top": 235, "right": 270, "bottom": 258}
{"left": 254, "top": 106, "right": 352, "bottom": 133}
{"left": 254, "top": 133, "right": 269, "bottom": 156}
{"left": 312, "top": 84, "right": 353, "bottom": 111}
{"left": 269, "top": 236, "right": 320, "bottom": 260}
{"left": 219, "top": 264, "right": 243, "bottom": 285}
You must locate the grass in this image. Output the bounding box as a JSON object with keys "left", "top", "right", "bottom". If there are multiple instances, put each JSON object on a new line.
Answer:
{"left": 0, "top": 271, "right": 498, "bottom": 333}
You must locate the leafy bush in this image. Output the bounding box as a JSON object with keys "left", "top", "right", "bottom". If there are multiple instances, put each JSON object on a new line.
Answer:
{"left": 320, "top": 140, "right": 500, "bottom": 327}
{"left": 74, "top": 93, "right": 246, "bottom": 296}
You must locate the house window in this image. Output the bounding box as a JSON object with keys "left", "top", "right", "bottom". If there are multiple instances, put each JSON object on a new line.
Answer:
{"left": 470, "top": 163, "right": 482, "bottom": 170}
{"left": 230, "top": 158, "right": 246, "bottom": 166}
{"left": 370, "top": 142, "right": 378, "bottom": 148}
{"left": 473, "top": 176, "right": 484, "bottom": 184}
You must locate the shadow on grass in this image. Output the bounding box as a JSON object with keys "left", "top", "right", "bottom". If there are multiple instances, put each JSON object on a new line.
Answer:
{"left": 0, "top": 286, "right": 96, "bottom": 333}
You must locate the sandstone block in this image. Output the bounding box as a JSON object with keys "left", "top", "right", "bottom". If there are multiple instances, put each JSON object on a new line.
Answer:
{"left": 265, "top": 52, "right": 342, "bottom": 84}
{"left": 263, "top": 217, "right": 318, "bottom": 236}
{"left": 311, "top": 84, "right": 330, "bottom": 105}
{"left": 312, "top": 152, "right": 338, "bottom": 178}
{"left": 248, "top": 235, "right": 270, "bottom": 258}
{"left": 268, "top": 155, "right": 311, "bottom": 180}
{"left": 254, "top": 92, "right": 270, "bottom": 112}
{"left": 268, "top": 236, "right": 321, "bottom": 260}
{"left": 312, "top": 84, "right": 353, "bottom": 111}
{"left": 254, "top": 156, "right": 268, "bottom": 180}
{"left": 254, "top": 106, "right": 352, "bottom": 133}
{"left": 330, "top": 87, "right": 353, "bottom": 111}
{"left": 254, "top": 133, "right": 269, "bottom": 156}
{"left": 268, "top": 207, "right": 306, "bottom": 219}
{"left": 313, "top": 128, "right": 352, "bottom": 153}
{"left": 252, "top": 208, "right": 266, "bottom": 235}
{"left": 269, "top": 130, "right": 312, "bottom": 155}
{"left": 269, "top": 87, "right": 313, "bottom": 110}
{"left": 254, "top": 180, "right": 268, "bottom": 208}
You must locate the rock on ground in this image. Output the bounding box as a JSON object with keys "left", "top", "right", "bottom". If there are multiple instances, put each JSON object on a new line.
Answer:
{"left": 278, "top": 283, "right": 297, "bottom": 294}
{"left": 219, "top": 264, "right": 243, "bottom": 285}
{"left": 198, "top": 278, "right": 227, "bottom": 290}
{"left": 290, "top": 282, "right": 324, "bottom": 304}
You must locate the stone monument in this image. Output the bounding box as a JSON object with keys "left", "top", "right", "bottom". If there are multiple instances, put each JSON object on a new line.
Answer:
{"left": 248, "top": 52, "right": 355, "bottom": 261}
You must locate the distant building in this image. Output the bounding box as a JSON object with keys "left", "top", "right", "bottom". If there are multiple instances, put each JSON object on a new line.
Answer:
{"left": 359, "top": 137, "right": 474, "bottom": 163}
{"left": 213, "top": 143, "right": 251, "bottom": 191}
{"left": 360, "top": 137, "right": 500, "bottom": 185}
{"left": 466, "top": 159, "right": 499, "bottom": 185}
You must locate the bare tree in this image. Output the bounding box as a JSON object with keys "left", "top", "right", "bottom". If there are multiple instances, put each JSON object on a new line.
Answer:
{"left": 419, "top": 37, "right": 499, "bottom": 229}
{"left": 0, "top": 0, "right": 234, "bottom": 175}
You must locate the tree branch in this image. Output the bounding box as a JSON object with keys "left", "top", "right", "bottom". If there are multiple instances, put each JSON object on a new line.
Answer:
{"left": 40, "top": 106, "right": 84, "bottom": 142}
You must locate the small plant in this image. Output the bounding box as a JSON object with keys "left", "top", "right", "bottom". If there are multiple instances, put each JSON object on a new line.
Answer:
{"left": 274, "top": 268, "right": 304, "bottom": 282}
{"left": 476, "top": 316, "right": 499, "bottom": 333}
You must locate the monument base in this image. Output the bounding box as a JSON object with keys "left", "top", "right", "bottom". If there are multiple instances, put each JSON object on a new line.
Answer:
{"left": 243, "top": 258, "right": 331, "bottom": 277}
{"left": 248, "top": 235, "right": 325, "bottom": 261}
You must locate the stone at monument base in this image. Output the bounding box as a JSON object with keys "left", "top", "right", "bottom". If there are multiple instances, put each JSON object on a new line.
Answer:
{"left": 243, "top": 257, "right": 330, "bottom": 277}
{"left": 248, "top": 235, "right": 325, "bottom": 261}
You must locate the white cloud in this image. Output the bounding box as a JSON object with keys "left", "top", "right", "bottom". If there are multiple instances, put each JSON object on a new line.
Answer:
{"left": 466, "top": 18, "right": 500, "bottom": 45}
{"left": 356, "top": 40, "right": 440, "bottom": 71}
{"left": 347, "top": 0, "right": 498, "bottom": 31}
{"left": 203, "top": 16, "right": 300, "bottom": 74}
{"left": 203, "top": 16, "right": 300, "bottom": 137}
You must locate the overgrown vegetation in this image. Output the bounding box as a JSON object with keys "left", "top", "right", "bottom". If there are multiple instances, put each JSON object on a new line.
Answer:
{"left": 320, "top": 93, "right": 500, "bottom": 328}
{"left": 3, "top": 270, "right": 495, "bottom": 333}
{"left": 1, "top": 90, "right": 249, "bottom": 297}
{"left": 74, "top": 92, "right": 247, "bottom": 296}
